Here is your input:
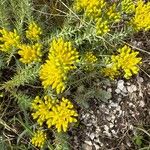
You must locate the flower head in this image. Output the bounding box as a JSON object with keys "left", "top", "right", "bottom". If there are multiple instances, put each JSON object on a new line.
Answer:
{"left": 31, "top": 96, "right": 57, "bottom": 126}
{"left": 39, "top": 60, "right": 67, "bottom": 94}
{"left": 111, "top": 45, "right": 142, "bottom": 79}
{"left": 107, "top": 4, "right": 121, "bottom": 23}
{"left": 131, "top": 0, "right": 150, "bottom": 31}
{"left": 102, "top": 64, "right": 120, "bottom": 80}
{"left": 96, "top": 18, "right": 110, "bottom": 36}
{"left": 82, "top": 52, "right": 98, "bottom": 70}
{"left": 31, "top": 130, "right": 46, "bottom": 148}
{"left": 49, "top": 38, "right": 79, "bottom": 71}
{"left": 46, "top": 97, "right": 78, "bottom": 132}
{"left": 74, "top": 0, "right": 106, "bottom": 19}
{"left": 31, "top": 96, "right": 78, "bottom": 132}
{"left": 121, "top": 0, "right": 135, "bottom": 14}
{"left": 26, "top": 22, "right": 42, "bottom": 41}
{"left": 0, "top": 29, "right": 20, "bottom": 52}
{"left": 18, "top": 43, "right": 42, "bottom": 64}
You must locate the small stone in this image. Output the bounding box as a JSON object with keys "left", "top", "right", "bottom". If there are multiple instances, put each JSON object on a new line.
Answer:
{"left": 127, "top": 85, "right": 137, "bottom": 93}
{"left": 106, "top": 116, "right": 111, "bottom": 121}
{"left": 115, "top": 89, "right": 121, "bottom": 94}
{"left": 110, "top": 102, "right": 118, "bottom": 107}
{"left": 138, "top": 77, "right": 144, "bottom": 83}
{"left": 116, "top": 106, "right": 121, "bottom": 111}
{"left": 103, "top": 131, "right": 111, "bottom": 137}
{"left": 90, "top": 133, "right": 95, "bottom": 140}
{"left": 94, "top": 138, "right": 100, "bottom": 143}
{"left": 111, "top": 129, "right": 116, "bottom": 135}
{"left": 109, "top": 123, "right": 114, "bottom": 128}
{"left": 117, "top": 80, "right": 125, "bottom": 91}
{"left": 82, "top": 143, "right": 92, "bottom": 150}
{"left": 94, "top": 144, "right": 100, "bottom": 150}
{"left": 139, "top": 100, "right": 145, "bottom": 107}
{"left": 84, "top": 140, "right": 92, "bottom": 146}
{"left": 107, "top": 88, "right": 112, "bottom": 93}
{"left": 104, "top": 125, "right": 109, "bottom": 131}
{"left": 122, "top": 87, "right": 127, "bottom": 93}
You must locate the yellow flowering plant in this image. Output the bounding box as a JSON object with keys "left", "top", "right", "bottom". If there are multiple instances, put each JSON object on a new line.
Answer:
{"left": 26, "top": 22, "right": 42, "bottom": 41}
{"left": 102, "top": 45, "right": 142, "bottom": 79}
{"left": 18, "top": 43, "right": 42, "bottom": 64}
{"left": 0, "top": 29, "right": 20, "bottom": 52}
{"left": 131, "top": 0, "right": 150, "bottom": 31}
{"left": 0, "top": 0, "right": 147, "bottom": 149}
{"left": 31, "top": 130, "right": 47, "bottom": 148}
{"left": 40, "top": 37, "right": 79, "bottom": 94}
{"left": 31, "top": 96, "right": 78, "bottom": 133}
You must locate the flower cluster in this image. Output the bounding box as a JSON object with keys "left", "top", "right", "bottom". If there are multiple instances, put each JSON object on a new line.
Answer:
{"left": 107, "top": 4, "right": 121, "bottom": 23}
{"left": 26, "top": 22, "right": 42, "bottom": 41}
{"left": 47, "top": 97, "right": 78, "bottom": 132}
{"left": 102, "top": 64, "right": 120, "bottom": 80}
{"left": 131, "top": 0, "right": 150, "bottom": 31}
{"left": 31, "top": 130, "right": 47, "bottom": 148}
{"left": 40, "top": 38, "right": 79, "bottom": 94}
{"left": 74, "top": 0, "right": 106, "bottom": 18}
{"left": 103, "top": 45, "right": 142, "bottom": 79}
{"left": 74, "top": 0, "right": 121, "bottom": 36}
{"left": 121, "top": 0, "right": 135, "bottom": 14}
{"left": 31, "top": 96, "right": 57, "bottom": 126}
{"left": 81, "top": 52, "right": 98, "bottom": 70}
{"left": 96, "top": 18, "right": 110, "bottom": 36}
{"left": 18, "top": 43, "right": 42, "bottom": 64}
{"left": 0, "top": 29, "right": 20, "bottom": 52}
{"left": 31, "top": 96, "right": 78, "bottom": 132}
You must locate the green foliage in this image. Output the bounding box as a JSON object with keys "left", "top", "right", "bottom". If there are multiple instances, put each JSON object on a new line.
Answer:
{"left": 0, "top": 0, "right": 148, "bottom": 149}
{"left": 54, "top": 132, "right": 70, "bottom": 150}
{"left": 2, "top": 63, "right": 40, "bottom": 90}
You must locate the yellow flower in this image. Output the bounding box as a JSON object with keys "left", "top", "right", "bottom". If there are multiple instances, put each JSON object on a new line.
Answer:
{"left": 74, "top": 0, "right": 106, "bottom": 18}
{"left": 18, "top": 43, "right": 42, "bottom": 64}
{"left": 26, "top": 22, "right": 42, "bottom": 41}
{"left": 39, "top": 60, "right": 67, "bottom": 94}
{"left": 121, "top": 0, "right": 135, "bottom": 14}
{"left": 31, "top": 96, "right": 56, "bottom": 126}
{"left": 131, "top": 0, "right": 150, "bottom": 31}
{"left": 46, "top": 97, "right": 78, "bottom": 132}
{"left": 111, "top": 45, "right": 142, "bottom": 79}
{"left": 0, "top": 29, "right": 20, "bottom": 52}
{"left": 82, "top": 52, "right": 98, "bottom": 70}
{"left": 96, "top": 18, "right": 110, "bottom": 36}
{"left": 49, "top": 38, "right": 79, "bottom": 72}
{"left": 31, "top": 130, "right": 46, "bottom": 148}
{"left": 107, "top": 4, "right": 121, "bottom": 23}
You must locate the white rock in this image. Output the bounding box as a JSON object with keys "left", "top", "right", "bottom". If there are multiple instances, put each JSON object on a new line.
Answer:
{"left": 84, "top": 140, "right": 92, "bottom": 146}
{"left": 107, "top": 88, "right": 112, "bottom": 93}
{"left": 111, "top": 129, "right": 116, "bottom": 135}
{"left": 94, "top": 138, "right": 100, "bottom": 143}
{"left": 117, "top": 80, "right": 125, "bottom": 91}
{"left": 110, "top": 102, "right": 118, "bottom": 107}
{"left": 109, "top": 123, "right": 114, "bottom": 128}
{"left": 116, "top": 106, "right": 121, "bottom": 111}
{"left": 90, "top": 133, "right": 95, "bottom": 140}
{"left": 127, "top": 85, "right": 137, "bottom": 93}
{"left": 103, "top": 131, "right": 111, "bottom": 137}
{"left": 94, "top": 144, "right": 100, "bottom": 150}
{"left": 82, "top": 143, "right": 92, "bottom": 150}
{"left": 139, "top": 100, "right": 145, "bottom": 107}
{"left": 106, "top": 116, "right": 111, "bottom": 121}
{"left": 111, "top": 115, "right": 116, "bottom": 121}
{"left": 115, "top": 89, "right": 121, "bottom": 94}
{"left": 122, "top": 87, "right": 127, "bottom": 93}
{"left": 104, "top": 125, "right": 109, "bottom": 131}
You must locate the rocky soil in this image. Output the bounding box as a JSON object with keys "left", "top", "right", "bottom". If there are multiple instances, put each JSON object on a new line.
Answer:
{"left": 70, "top": 74, "right": 150, "bottom": 150}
